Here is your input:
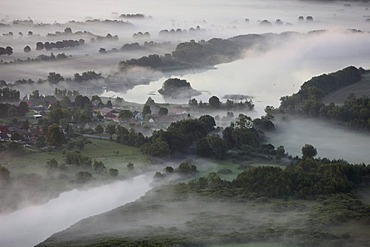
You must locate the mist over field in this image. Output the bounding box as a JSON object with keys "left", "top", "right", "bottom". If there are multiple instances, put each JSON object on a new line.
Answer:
{"left": 268, "top": 117, "right": 370, "bottom": 164}
{"left": 2, "top": 0, "right": 370, "bottom": 246}
{"left": 0, "top": 175, "right": 152, "bottom": 247}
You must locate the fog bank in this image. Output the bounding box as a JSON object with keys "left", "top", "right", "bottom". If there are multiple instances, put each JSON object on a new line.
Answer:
{"left": 268, "top": 117, "right": 370, "bottom": 164}
{"left": 0, "top": 175, "right": 152, "bottom": 247}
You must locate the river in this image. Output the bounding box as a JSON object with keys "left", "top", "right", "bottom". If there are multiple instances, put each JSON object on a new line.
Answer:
{"left": 0, "top": 175, "right": 152, "bottom": 247}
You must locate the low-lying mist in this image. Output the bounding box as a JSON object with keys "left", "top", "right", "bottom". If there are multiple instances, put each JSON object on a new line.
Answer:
{"left": 102, "top": 30, "right": 370, "bottom": 118}
{"left": 0, "top": 174, "right": 153, "bottom": 247}
{"left": 268, "top": 117, "right": 370, "bottom": 164}
{"left": 36, "top": 184, "right": 315, "bottom": 246}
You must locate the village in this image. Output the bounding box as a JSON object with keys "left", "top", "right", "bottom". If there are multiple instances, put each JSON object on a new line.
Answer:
{"left": 0, "top": 86, "right": 254, "bottom": 150}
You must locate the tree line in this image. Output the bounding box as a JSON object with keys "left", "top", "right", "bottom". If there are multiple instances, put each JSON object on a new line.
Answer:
{"left": 279, "top": 66, "right": 370, "bottom": 130}
{"left": 184, "top": 155, "right": 370, "bottom": 199}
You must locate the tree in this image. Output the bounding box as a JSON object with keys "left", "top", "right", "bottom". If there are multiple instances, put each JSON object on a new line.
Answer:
{"left": 207, "top": 135, "right": 227, "bottom": 160}
{"left": 105, "top": 100, "right": 113, "bottom": 108}
{"left": 18, "top": 101, "right": 29, "bottom": 116}
{"left": 23, "top": 45, "right": 31, "bottom": 53}
{"left": 177, "top": 162, "right": 197, "bottom": 174}
{"left": 75, "top": 137, "right": 85, "bottom": 150}
{"left": 93, "top": 160, "right": 106, "bottom": 174}
{"left": 48, "top": 72, "right": 64, "bottom": 84}
{"left": 106, "top": 124, "right": 116, "bottom": 136}
{"left": 158, "top": 107, "right": 168, "bottom": 116}
{"left": 46, "top": 124, "right": 64, "bottom": 147}
{"left": 119, "top": 110, "right": 133, "bottom": 120}
{"left": 0, "top": 165, "right": 10, "bottom": 182}
{"left": 36, "top": 42, "right": 44, "bottom": 50}
{"left": 76, "top": 171, "right": 92, "bottom": 183}
{"left": 196, "top": 138, "right": 212, "bottom": 158}
{"left": 142, "top": 104, "right": 151, "bottom": 118}
{"left": 5, "top": 46, "right": 13, "bottom": 55}
{"left": 109, "top": 168, "right": 118, "bottom": 177}
{"left": 127, "top": 163, "right": 134, "bottom": 171}
{"left": 276, "top": 146, "right": 285, "bottom": 156}
{"left": 141, "top": 138, "right": 170, "bottom": 157}
{"left": 64, "top": 27, "right": 72, "bottom": 33}
{"left": 46, "top": 158, "right": 59, "bottom": 170}
{"left": 302, "top": 144, "right": 317, "bottom": 159}
{"left": 209, "top": 96, "right": 221, "bottom": 108}
{"left": 199, "top": 115, "right": 216, "bottom": 132}
{"left": 95, "top": 124, "right": 104, "bottom": 134}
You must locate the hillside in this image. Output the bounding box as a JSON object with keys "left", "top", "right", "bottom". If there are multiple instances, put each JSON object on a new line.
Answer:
{"left": 37, "top": 159, "right": 370, "bottom": 247}
{"left": 324, "top": 73, "right": 370, "bottom": 104}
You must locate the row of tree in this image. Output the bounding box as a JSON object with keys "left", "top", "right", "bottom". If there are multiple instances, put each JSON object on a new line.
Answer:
{"left": 279, "top": 66, "right": 370, "bottom": 130}
{"left": 36, "top": 39, "right": 84, "bottom": 51}
{"left": 0, "top": 87, "right": 20, "bottom": 102}
{"left": 189, "top": 96, "right": 254, "bottom": 110}
{"left": 0, "top": 46, "right": 13, "bottom": 56}
{"left": 279, "top": 66, "right": 363, "bottom": 115}
{"left": 186, "top": 153, "right": 370, "bottom": 199}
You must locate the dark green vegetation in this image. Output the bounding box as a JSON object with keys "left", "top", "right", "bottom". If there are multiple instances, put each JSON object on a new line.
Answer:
{"left": 0, "top": 138, "right": 148, "bottom": 213}
{"left": 119, "top": 33, "right": 277, "bottom": 71}
{"left": 279, "top": 66, "right": 370, "bottom": 130}
{"left": 188, "top": 96, "right": 255, "bottom": 111}
{"left": 37, "top": 156, "right": 370, "bottom": 247}
{"left": 158, "top": 78, "right": 201, "bottom": 98}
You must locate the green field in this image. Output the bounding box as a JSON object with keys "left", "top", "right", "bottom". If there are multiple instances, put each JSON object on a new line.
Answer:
{"left": 194, "top": 158, "right": 288, "bottom": 181}
{"left": 1, "top": 138, "right": 149, "bottom": 176}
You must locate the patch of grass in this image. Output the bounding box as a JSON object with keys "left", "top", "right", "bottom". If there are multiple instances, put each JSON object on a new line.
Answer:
{"left": 1, "top": 138, "right": 149, "bottom": 176}
{"left": 193, "top": 158, "right": 287, "bottom": 181}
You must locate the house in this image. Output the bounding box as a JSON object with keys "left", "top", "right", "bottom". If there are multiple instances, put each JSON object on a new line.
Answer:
{"left": 92, "top": 100, "right": 104, "bottom": 108}
{"left": 133, "top": 111, "right": 143, "bottom": 121}
{"left": 0, "top": 126, "right": 10, "bottom": 141}
{"left": 0, "top": 132, "right": 10, "bottom": 141}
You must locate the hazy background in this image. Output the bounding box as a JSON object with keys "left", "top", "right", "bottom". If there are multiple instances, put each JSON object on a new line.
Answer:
{"left": 2, "top": 0, "right": 370, "bottom": 245}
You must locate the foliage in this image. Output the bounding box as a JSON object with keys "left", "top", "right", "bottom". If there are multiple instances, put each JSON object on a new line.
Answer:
{"left": 93, "top": 160, "right": 106, "bottom": 174}
{"left": 0, "top": 87, "right": 20, "bottom": 102}
{"left": 196, "top": 135, "right": 227, "bottom": 160}
{"left": 119, "top": 110, "right": 133, "bottom": 120}
{"left": 0, "top": 165, "right": 10, "bottom": 182}
{"left": 47, "top": 72, "right": 64, "bottom": 84}
{"left": 186, "top": 157, "right": 370, "bottom": 199}
{"left": 301, "top": 144, "right": 317, "bottom": 159}
{"left": 65, "top": 151, "right": 92, "bottom": 169}
{"left": 158, "top": 107, "right": 168, "bottom": 116}
{"left": 141, "top": 138, "right": 170, "bottom": 157}
{"left": 177, "top": 162, "right": 197, "bottom": 174}
{"left": 95, "top": 124, "right": 104, "bottom": 134}
{"left": 76, "top": 171, "right": 93, "bottom": 183}
{"left": 109, "top": 168, "right": 118, "bottom": 177}
{"left": 142, "top": 105, "right": 151, "bottom": 119}
{"left": 279, "top": 66, "right": 367, "bottom": 125}
{"left": 158, "top": 78, "right": 195, "bottom": 96}
{"left": 116, "top": 127, "right": 146, "bottom": 147}
{"left": 46, "top": 124, "right": 64, "bottom": 147}
{"left": 74, "top": 71, "right": 103, "bottom": 82}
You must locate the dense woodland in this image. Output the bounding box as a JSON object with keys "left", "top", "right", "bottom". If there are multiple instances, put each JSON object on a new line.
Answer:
{"left": 119, "top": 33, "right": 274, "bottom": 71}
{"left": 279, "top": 66, "right": 370, "bottom": 130}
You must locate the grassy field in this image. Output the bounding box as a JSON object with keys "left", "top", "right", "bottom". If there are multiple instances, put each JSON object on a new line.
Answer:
{"left": 194, "top": 158, "right": 288, "bottom": 181}
{"left": 1, "top": 138, "right": 150, "bottom": 176}
{"left": 324, "top": 73, "right": 370, "bottom": 104}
